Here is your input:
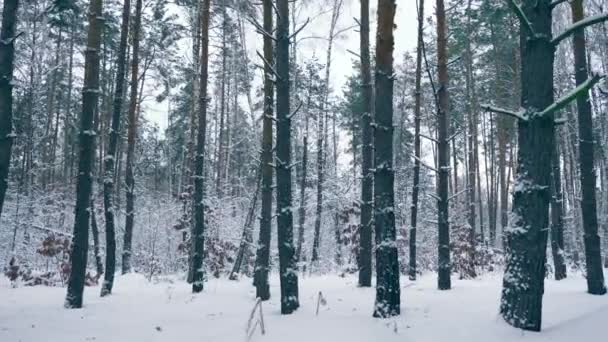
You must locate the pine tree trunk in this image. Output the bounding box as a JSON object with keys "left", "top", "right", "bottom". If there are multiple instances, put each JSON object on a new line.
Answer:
{"left": 409, "top": 0, "right": 424, "bottom": 282}
{"left": 550, "top": 138, "right": 567, "bottom": 280}
{"left": 65, "top": 0, "right": 103, "bottom": 308}
{"left": 570, "top": 0, "right": 607, "bottom": 295}
{"left": 358, "top": 0, "right": 373, "bottom": 288}
{"left": 101, "top": 0, "right": 130, "bottom": 296}
{"left": 311, "top": 109, "right": 324, "bottom": 266}
{"left": 500, "top": 0, "right": 555, "bottom": 331}
{"left": 296, "top": 109, "right": 309, "bottom": 264}
{"left": 216, "top": 1, "right": 228, "bottom": 199}
{"left": 372, "top": 0, "right": 400, "bottom": 318}
{"left": 276, "top": 0, "right": 299, "bottom": 314}
{"left": 462, "top": 0, "right": 477, "bottom": 279}
{"left": 253, "top": 0, "right": 274, "bottom": 301}
{"left": 122, "top": 0, "right": 143, "bottom": 274}
{"left": 63, "top": 25, "right": 75, "bottom": 185}
{"left": 229, "top": 168, "right": 260, "bottom": 280}
{"left": 0, "top": 0, "right": 19, "bottom": 220}
{"left": 436, "top": 0, "right": 451, "bottom": 291}
{"left": 192, "top": 0, "right": 210, "bottom": 293}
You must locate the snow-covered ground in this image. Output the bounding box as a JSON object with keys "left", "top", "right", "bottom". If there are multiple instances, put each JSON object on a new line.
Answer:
{"left": 1, "top": 272, "right": 607, "bottom": 342}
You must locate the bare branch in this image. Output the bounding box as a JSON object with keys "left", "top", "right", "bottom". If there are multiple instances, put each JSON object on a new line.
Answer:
{"left": 287, "top": 101, "right": 303, "bottom": 120}
{"left": 419, "top": 133, "right": 439, "bottom": 144}
{"left": 507, "top": 0, "right": 537, "bottom": 37}
{"left": 447, "top": 129, "right": 464, "bottom": 142}
{"left": 426, "top": 193, "right": 440, "bottom": 202}
{"left": 448, "top": 188, "right": 468, "bottom": 202}
{"left": 248, "top": 18, "right": 277, "bottom": 42}
{"left": 256, "top": 50, "right": 280, "bottom": 80}
{"left": 552, "top": 13, "right": 608, "bottom": 46}
{"left": 481, "top": 104, "right": 528, "bottom": 121}
{"left": 411, "top": 154, "right": 439, "bottom": 174}
{"left": 346, "top": 49, "right": 361, "bottom": 59}
{"left": 289, "top": 18, "right": 310, "bottom": 41}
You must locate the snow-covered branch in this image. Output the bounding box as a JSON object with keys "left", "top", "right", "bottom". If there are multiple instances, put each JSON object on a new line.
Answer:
{"left": 552, "top": 13, "right": 608, "bottom": 46}
{"left": 481, "top": 104, "right": 528, "bottom": 121}
{"left": 538, "top": 74, "right": 603, "bottom": 117}
{"left": 507, "top": 0, "right": 537, "bottom": 37}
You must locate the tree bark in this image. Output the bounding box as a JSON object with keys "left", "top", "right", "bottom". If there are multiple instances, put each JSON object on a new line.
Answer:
{"left": 0, "top": 0, "right": 19, "bottom": 220}
{"left": 358, "top": 0, "right": 373, "bottom": 288}
{"left": 191, "top": 0, "right": 211, "bottom": 294}
{"left": 570, "top": 0, "right": 606, "bottom": 295}
{"left": 101, "top": 0, "right": 130, "bottom": 297}
{"left": 65, "top": 0, "right": 103, "bottom": 308}
{"left": 500, "top": 0, "right": 555, "bottom": 331}
{"left": 436, "top": 0, "right": 451, "bottom": 291}
{"left": 276, "top": 0, "right": 299, "bottom": 314}
{"left": 372, "top": 0, "right": 400, "bottom": 318}
{"left": 409, "top": 0, "right": 424, "bottom": 282}
{"left": 122, "top": 0, "right": 143, "bottom": 274}
{"left": 253, "top": 0, "right": 274, "bottom": 301}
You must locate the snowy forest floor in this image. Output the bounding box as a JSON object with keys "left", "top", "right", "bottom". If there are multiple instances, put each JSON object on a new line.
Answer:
{"left": 1, "top": 271, "right": 608, "bottom": 342}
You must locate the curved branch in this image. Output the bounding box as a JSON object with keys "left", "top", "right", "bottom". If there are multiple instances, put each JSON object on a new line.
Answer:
{"left": 552, "top": 13, "right": 608, "bottom": 46}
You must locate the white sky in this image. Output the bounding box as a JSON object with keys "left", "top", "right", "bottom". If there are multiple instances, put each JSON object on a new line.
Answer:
{"left": 144, "top": 0, "right": 419, "bottom": 132}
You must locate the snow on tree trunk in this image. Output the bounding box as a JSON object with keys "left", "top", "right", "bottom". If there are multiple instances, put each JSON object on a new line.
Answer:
{"left": 372, "top": 0, "right": 400, "bottom": 318}
{"left": 65, "top": 0, "right": 103, "bottom": 309}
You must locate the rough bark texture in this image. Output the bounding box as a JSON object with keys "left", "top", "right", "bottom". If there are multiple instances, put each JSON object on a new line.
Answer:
{"left": 101, "top": 0, "right": 130, "bottom": 297}
{"left": 358, "top": 0, "right": 373, "bottom": 288}
{"left": 192, "top": 0, "right": 210, "bottom": 294}
{"left": 0, "top": 0, "right": 19, "bottom": 220}
{"left": 276, "top": 0, "right": 299, "bottom": 314}
{"left": 500, "top": 0, "right": 554, "bottom": 331}
{"left": 570, "top": 0, "right": 606, "bottom": 295}
{"left": 253, "top": 0, "right": 274, "bottom": 301}
{"left": 65, "top": 0, "right": 103, "bottom": 308}
{"left": 409, "top": 0, "right": 424, "bottom": 282}
{"left": 436, "top": 0, "right": 451, "bottom": 291}
{"left": 372, "top": 0, "right": 400, "bottom": 318}
{"left": 122, "top": 0, "right": 143, "bottom": 275}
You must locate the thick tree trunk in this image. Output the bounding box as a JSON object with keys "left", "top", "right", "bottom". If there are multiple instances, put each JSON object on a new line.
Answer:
{"left": 0, "top": 0, "right": 19, "bottom": 220}
{"left": 192, "top": 0, "right": 210, "bottom": 293}
{"left": 253, "top": 0, "right": 274, "bottom": 301}
{"left": 122, "top": 0, "right": 143, "bottom": 275}
{"left": 436, "top": 0, "right": 451, "bottom": 291}
{"left": 101, "top": 0, "right": 130, "bottom": 297}
{"left": 372, "top": 0, "right": 400, "bottom": 318}
{"left": 276, "top": 0, "right": 299, "bottom": 314}
{"left": 65, "top": 0, "right": 103, "bottom": 308}
{"left": 500, "top": 0, "right": 554, "bottom": 331}
{"left": 408, "top": 0, "right": 424, "bottom": 282}
{"left": 570, "top": 0, "right": 606, "bottom": 295}
{"left": 358, "top": 0, "right": 373, "bottom": 288}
